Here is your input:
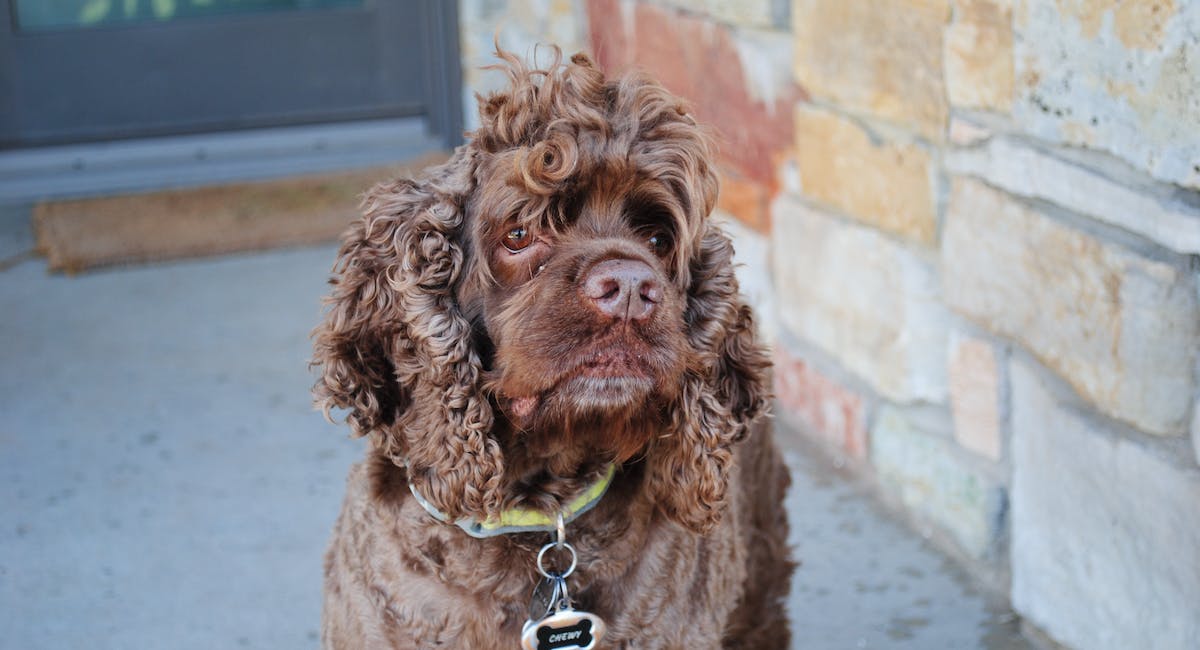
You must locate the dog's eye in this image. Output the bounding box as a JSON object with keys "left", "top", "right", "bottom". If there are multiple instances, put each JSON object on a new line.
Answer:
{"left": 503, "top": 226, "right": 533, "bottom": 252}
{"left": 647, "top": 231, "right": 671, "bottom": 256}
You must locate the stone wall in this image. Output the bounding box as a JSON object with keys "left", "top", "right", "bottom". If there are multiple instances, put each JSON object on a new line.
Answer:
{"left": 460, "top": 2, "right": 1200, "bottom": 647}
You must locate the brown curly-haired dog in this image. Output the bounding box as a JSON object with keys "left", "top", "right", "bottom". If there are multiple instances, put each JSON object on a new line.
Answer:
{"left": 312, "top": 48, "right": 792, "bottom": 649}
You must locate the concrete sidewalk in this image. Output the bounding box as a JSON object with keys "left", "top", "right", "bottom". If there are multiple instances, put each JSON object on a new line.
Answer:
{"left": 0, "top": 246, "right": 1031, "bottom": 649}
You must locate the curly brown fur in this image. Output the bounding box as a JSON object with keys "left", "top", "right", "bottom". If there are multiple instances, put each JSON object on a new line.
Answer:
{"left": 313, "top": 47, "right": 792, "bottom": 649}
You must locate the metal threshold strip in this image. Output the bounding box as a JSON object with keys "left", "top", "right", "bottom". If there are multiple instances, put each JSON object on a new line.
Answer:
{"left": 0, "top": 117, "right": 443, "bottom": 203}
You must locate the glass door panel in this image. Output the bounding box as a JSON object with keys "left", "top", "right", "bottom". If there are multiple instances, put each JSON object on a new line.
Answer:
{"left": 15, "top": 0, "right": 363, "bottom": 31}
{"left": 0, "top": 0, "right": 460, "bottom": 148}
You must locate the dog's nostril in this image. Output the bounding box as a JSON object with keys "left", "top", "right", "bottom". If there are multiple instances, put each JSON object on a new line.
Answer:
{"left": 599, "top": 281, "right": 620, "bottom": 301}
{"left": 640, "top": 281, "right": 662, "bottom": 304}
{"left": 584, "top": 276, "right": 622, "bottom": 301}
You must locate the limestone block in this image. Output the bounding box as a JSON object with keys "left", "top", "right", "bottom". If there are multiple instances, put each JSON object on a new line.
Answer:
{"left": 729, "top": 26, "right": 796, "bottom": 118}
{"left": 773, "top": 194, "right": 949, "bottom": 403}
{"left": 774, "top": 346, "right": 868, "bottom": 459}
{"left": 944, "top": 0, "right": 1014, "bottom": 111}
{"left": 871, "top": 405, "right": 1007, "bottom": 558}
{"left": 660, "top": 0, "right": 778, "bottom": 28}
{"left": 1010, "top": 360, "right": 1200, "bottom": 650}
{"left": 1014, "top": 0, "right": 1200, "bottom": 189}
{"left": 793, "top": 0, "right": 951, "bottom": 140}
{"left": 946, "top": 135, "right": 1200, "bottom": 255}
{"left": 794, "top": 106, "right": 937, "bottom": 246}
{"left": 943, "top": 178, "right": 1198, "bottom": 435}
{"left": 947, "top": 116, "right": 993, "bottom": 146}
{"left": 947, "top": 332, "right": 1003, "bottom": 461}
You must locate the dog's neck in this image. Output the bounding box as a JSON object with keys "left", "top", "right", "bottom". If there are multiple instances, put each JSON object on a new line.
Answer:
{"left": 368, "top": 413, "right": 650, "bottom": 525}
{"left": 494, "top": 417, "right": 628, "bottom": 515}
{"left": 366, "top": 388, "right": 664, "bottom": 534}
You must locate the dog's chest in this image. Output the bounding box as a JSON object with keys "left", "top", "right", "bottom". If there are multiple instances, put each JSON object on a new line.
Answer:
{"left": 388, "top": 526, "right": 737, "bottom": 648}
{"left": 334, "top": 463, "right": 746, "bottom": 648}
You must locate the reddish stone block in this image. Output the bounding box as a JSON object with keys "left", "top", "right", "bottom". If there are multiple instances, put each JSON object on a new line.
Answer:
{"left": 947, "top": 334, "right": 1002, "bottom": 461}
{"left": 774, "top": 347, "right": 869, "bottom": 459}
{"left": 716, "top": 168, "right": 771, "bottom": 233}
{"left": 586, "top": 0, "right": 802, "bottom": 231}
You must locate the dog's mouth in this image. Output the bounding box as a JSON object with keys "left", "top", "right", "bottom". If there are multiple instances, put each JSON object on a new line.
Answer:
{"left": 578, "top": 348, "right": 653, "bottom": 379}
{"left": 559, "top": 341, "right": 660, "bottom": 397}
{"left": 499, "top": 342, "right": 666, "bottom": 426}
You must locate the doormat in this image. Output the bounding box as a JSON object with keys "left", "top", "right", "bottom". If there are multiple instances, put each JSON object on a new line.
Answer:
{"left": 33, "top": 151, "right": 448, "bottom": 273}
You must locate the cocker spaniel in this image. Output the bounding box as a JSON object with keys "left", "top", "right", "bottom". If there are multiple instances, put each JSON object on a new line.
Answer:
{"left": 312, "top": 48, "right": 792, "bottom": 649}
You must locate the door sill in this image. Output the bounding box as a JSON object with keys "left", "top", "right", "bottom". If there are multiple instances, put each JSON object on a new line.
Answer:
{"left": 0, "top": 117, "right": 444, "bottom": 203}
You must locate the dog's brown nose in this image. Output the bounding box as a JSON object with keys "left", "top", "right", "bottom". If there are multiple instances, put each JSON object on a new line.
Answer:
{"left": 583, "top": 258, "right": 662, "bottom": 322}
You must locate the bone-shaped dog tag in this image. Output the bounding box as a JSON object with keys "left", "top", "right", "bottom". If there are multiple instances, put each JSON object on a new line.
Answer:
{"left": 520, "top": 609, "right": 606, "bottom": 650}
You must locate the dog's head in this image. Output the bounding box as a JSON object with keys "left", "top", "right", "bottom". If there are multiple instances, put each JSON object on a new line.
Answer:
{"left": 312, "top": 49, "right": 768, "bottom": 533}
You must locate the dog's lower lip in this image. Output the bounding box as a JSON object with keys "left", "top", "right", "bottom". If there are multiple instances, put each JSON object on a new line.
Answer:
{"left": 564, "top": 374, "right": 654, "bottom": 401}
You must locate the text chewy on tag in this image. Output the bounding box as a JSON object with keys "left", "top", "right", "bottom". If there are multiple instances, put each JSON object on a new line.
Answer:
{"left": 520, "top": 609, "right": 605, "bottom": 650}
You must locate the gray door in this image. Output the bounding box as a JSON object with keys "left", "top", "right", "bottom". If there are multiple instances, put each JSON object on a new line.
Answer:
{"left": 0, "top": 0, "right": 461, "bottom": 148}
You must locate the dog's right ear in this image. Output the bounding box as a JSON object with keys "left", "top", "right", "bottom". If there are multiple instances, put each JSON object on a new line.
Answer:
{"left": 311, "top": 148, "right": 506, "bottom": 521}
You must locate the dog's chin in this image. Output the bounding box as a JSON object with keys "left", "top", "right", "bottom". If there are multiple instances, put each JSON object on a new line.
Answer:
{"left": 560, "top": 374, "right": 655, "bottom": 413}
{"left": 501, "top": 372, "right": 658, "bottom": 432}
{"left": 548, "top": 345, "right": 668, "bottom": 418}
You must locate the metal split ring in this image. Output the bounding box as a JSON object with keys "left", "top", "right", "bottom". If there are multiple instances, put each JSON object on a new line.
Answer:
{"left": 536, "top": 541, "right": 577, "bottom": 579}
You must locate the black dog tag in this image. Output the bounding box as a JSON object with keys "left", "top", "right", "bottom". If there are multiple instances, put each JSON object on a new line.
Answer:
{"left": 521, "top": 609, "right": 605, "bottom": 650}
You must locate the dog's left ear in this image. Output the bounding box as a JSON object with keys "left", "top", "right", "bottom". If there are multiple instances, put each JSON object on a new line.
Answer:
{"left": 647, "top": 223, "right": 771, "bottom": 534}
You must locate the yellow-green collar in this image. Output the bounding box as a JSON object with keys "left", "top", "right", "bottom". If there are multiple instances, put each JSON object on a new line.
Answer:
{"left": 408, "top": 464, "right": 616, "bottom": 539}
